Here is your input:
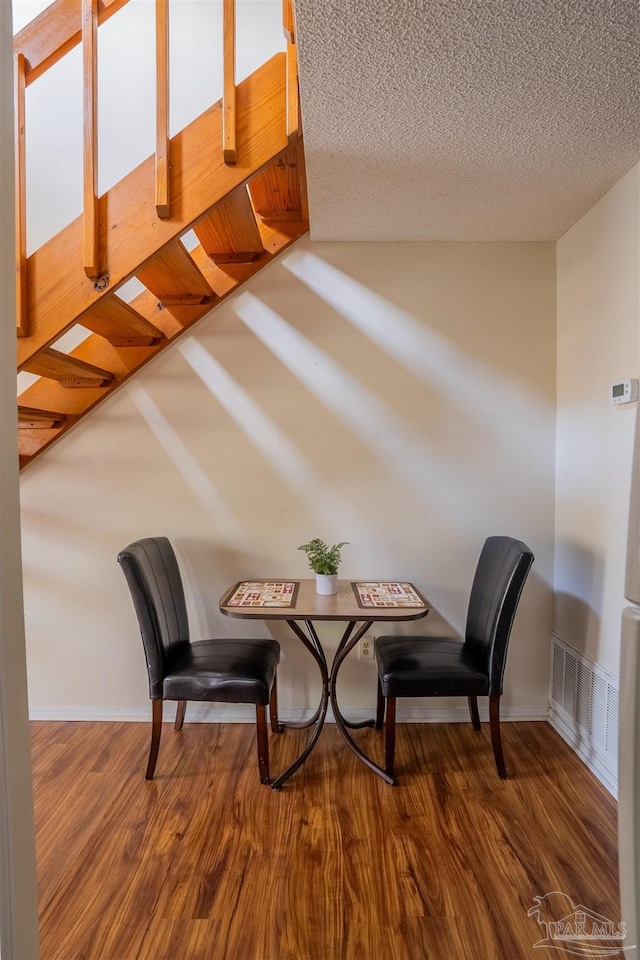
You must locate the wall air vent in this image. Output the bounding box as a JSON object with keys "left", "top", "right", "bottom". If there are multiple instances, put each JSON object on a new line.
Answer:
{"left": 549, "top": 633, "right": 618, "bottom": 797}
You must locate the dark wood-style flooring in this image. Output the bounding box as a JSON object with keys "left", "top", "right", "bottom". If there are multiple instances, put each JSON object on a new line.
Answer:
{"left": 31, "top": 719, "right": 621, "bottom": 960}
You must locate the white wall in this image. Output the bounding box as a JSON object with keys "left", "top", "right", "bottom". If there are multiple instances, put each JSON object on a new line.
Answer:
{"left": 19, "top": 237, "right": 556, "bottom": 720}
{"left": 555, "top": 164, "right": 640, "bottom": 674}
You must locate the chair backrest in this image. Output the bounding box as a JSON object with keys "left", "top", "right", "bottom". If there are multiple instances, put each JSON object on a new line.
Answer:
{"left": 463, "top": 536, "right": 534, "bottom": 694}
{"left": 117, "top": 537, "right": 190, "bottom": 698}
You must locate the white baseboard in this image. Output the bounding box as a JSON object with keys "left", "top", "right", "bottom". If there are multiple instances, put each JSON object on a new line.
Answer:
{"left": 29, "top": 703, "right": 549, "bottom": 723}
{"left": 548, "top": 701, "right": 618, "bottom": 799}
{"left": 395, "top": 704, "right": 548, "bottom": 722}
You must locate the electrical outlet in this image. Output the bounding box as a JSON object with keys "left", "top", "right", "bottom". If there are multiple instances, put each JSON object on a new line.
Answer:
{"left": 358, "top": 635, "right": 375, "bottom": 660}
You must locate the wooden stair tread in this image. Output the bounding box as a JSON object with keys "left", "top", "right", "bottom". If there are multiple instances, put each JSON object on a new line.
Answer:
{"left": 81, "top": 295, "right": 165, "bottom": 345}
{"left": 249, "top": 142, "right": 306, "bottom": 222}
{"left": 18, "top": 406, "right": 68, "bottom": 429}
{"left": 136, "top": 241, "right": 214, "bottom": 306}
{"left": 194, "top": 186, "right": 264, "bottom": 263}
{"left": 22, "top": 348, "right": 114, "bottom": 387}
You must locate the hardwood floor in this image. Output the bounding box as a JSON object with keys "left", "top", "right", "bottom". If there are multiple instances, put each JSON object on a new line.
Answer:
{"left": 31, "top": 719, "right": 621, "bottom": 960}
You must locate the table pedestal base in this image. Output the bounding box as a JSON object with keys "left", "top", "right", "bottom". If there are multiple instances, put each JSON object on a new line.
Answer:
{"left": 271, "top": 619, "right": 396, "bottom": 789}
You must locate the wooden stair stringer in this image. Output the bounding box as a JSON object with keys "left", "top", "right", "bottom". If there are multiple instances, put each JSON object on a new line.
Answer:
{"left": 17, "top": 52, "right": 290, "bottom": 371}
{"left": 17, "top": 218, "right": 309, "bottom": 466}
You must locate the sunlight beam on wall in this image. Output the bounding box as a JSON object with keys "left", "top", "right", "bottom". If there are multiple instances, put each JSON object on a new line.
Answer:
{"left": 282, "top": 248, "right": 552, "bottom": 480}
{"left": 178, "top": 336, "right": 369, "bottom": 539}
{"left": 234, "top": 292, "right": 470, "bottom": 513}
{"left": 283, "top": 248, "right": 458, "bottom": 388}
{"left": 129, "top": 384, "right": 247, "bottom": 544}
{"left": 179, "top": 337, "right": 317, "bottom": 494}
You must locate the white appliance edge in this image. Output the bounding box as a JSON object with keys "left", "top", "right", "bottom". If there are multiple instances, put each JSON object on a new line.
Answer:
{"left": 619, "top": 396, "right": 640, "bottom": 957}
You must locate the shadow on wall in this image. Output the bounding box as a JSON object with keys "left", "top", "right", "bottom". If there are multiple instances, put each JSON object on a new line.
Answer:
{"left": 174, "top": 536, "right": 341, "bottom": 713}
{"left": 554, "top": 540, "right": 604, "bottom": 657}
{"left": 175, "top": 537, "right": 270, "bottom": 640}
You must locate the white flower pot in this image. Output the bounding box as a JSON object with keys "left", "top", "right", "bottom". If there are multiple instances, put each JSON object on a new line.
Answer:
{"left": 316, "top": 573, "right": 338, "bottom": 595}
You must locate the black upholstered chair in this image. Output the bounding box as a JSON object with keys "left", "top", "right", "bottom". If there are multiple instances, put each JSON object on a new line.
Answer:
{"left": 118, "top": 537, "right": 281, "bottom": 784}
{"left": 375, "top": 536, "right": 534, "bottom": 779}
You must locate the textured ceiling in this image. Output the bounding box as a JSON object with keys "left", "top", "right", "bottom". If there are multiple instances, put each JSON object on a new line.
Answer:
{"left": 294, "top": 0, "right": 640, "bottom": 240}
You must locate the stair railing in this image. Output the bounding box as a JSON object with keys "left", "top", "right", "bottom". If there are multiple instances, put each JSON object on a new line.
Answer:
{"left": 155, "top": 0, "right": 170, "bottom": 218}
{"left": 13, "top": 0, "right": 299, "bottom": 339}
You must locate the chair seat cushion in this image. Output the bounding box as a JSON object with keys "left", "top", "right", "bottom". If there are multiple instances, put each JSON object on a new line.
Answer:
{"left": 375, "top": 636, "right": 489, "bottom": 699}
{"left": 163, "top": 638, "right": 280, "bottom": 705}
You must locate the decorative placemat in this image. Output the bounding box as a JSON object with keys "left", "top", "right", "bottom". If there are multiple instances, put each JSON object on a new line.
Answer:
{"left": 226, "top": 581, "right": 299, "bottom": 608}
{"left": 352, "top": 581, "right": 426, "bottom": 608}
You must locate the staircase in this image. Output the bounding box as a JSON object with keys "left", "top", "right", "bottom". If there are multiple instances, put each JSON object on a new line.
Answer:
{"left": 13, "top": 0, "right": 308, "bottom": 470}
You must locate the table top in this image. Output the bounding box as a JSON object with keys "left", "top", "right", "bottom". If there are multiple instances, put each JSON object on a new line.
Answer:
{"left": 219, "top": 579, "right": 430, "bottom": 622}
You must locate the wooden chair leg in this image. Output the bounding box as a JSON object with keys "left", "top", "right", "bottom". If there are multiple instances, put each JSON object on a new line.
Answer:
{"left": 468, "top": 695, "right": 481, "bottom": 731}
{"left": 256, "top": 704, "right": 270, "bottom": 784}
{"left": 489, "top": 693, "right": 507, "bottom": 779}
{"left": 375, "top": 677, "right": 385, "bottom": 730}
{"left": 269, "top": 676, "right": 283, "bottom": 734}
{"left": 174, "top": 700, "right": 187, "bottom": 731}
{"left": 146, "top": 699, "right": 163, "bottom": 780}
{"left": 385, "top": 696, "right": 397, "bottom": 776}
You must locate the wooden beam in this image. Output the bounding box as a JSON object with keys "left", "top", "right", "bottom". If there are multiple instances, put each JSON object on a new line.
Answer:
{"left": 194, "top": 186, "right": 264, "bottom": 263}
{"left": 13, "top": 0, "right": 129, "bottom": 87}
{"left": 295, "top": 137, "right": 309, "bottom": 222}
{"left": 17, "top": 54, "right": 289, "bottom": 369}
{"left": 155, "top": 0, "right": 170, "bottom": 218}
{"left": 14, "top": 53, "right": 28, "bottom": 337}
{"left": 19, "top": 422, "right": 61, "bottom": 431}
{"left": 285, "top": 39, "right": 299, "bottom": 142}
{"left": 249, "top": 143, "right": 303, "bottom": 222}
{"left": 82, "top": 0, "right": 99, "bottom": 279}
{"left": 282, "top": 0, "right": 295, "bottom": 43}
{"left": 223, "top": 0, "right": 236, "bottom": 164}
{"left": 18, "top": 406, "right": 67, "bottom": 430}
{"left": 80, "top": 295, "right": 165, "bottom": 345}
{"left": 136, "top": 240, "right": 214, "bottom": 306}
{"left": 18, "top": 406, "right": 67, "bottom": 429}
{"left": 23, "top": 348, "right": 113, "bottom": 387}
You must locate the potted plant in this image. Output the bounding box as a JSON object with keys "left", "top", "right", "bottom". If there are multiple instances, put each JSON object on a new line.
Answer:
{"left": 298, "top": 538, "right": 349, "bottom": 595}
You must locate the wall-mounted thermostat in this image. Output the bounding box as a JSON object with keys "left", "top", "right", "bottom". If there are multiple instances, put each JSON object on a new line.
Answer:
{"left": 610, "top": 379, "right": 639, "bottom": 404}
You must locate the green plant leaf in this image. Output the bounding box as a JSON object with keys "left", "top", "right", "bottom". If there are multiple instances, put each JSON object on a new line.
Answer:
{"left": 297, "top": 538, "right": 349, "bottom": 575}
